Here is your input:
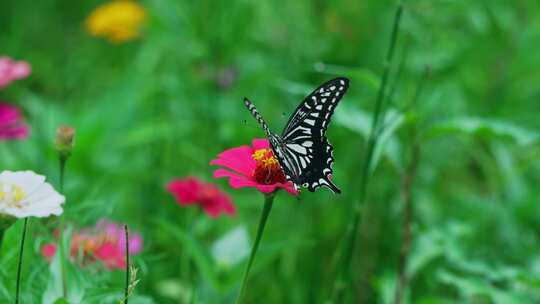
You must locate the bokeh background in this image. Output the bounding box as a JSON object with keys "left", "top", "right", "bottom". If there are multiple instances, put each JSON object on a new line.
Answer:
{"left": 1, "top": 0, "right": 540, "bottom": 303}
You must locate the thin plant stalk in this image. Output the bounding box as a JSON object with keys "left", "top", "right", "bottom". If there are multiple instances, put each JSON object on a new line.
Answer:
{"left": 394, "top": 67, "right": 428, "bottom": 304}
{"left": 15, "top": 218, "right": 29, "bottom": 304}
{"left": 331, "top": 2, "right": 405, "bottom": 302}
{"left": 186, "top": 210, "right": 197, "bottom": 304}
{"left": 394, "top": 143, "right": 420, "bottom": 304}
{"left": 124, "top": 225, "right": 130, "bottom": 304}
{"left": 235, "top": 193, "right": 275, "bottom": 304}
{"left": 58, "top": 155, "right": 68, "bottom": 298}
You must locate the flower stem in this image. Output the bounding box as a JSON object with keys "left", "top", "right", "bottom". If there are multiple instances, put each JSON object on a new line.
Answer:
{"left": 124, "top": 224, "right": 130, "bottom": 304}
{"left": 235, "top": 193, "right": 275, "bottom": 304}
{"left": 331, "top": 2, "right": 405, "bottom": 302}
{"left": 15, "top": 218, "right": 29, "bottom": 304}
{"left": 58, "top": 155, "right": 68, "bottom": 299}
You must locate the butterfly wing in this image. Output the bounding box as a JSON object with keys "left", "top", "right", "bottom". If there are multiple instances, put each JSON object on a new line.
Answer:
{"left": 282, "top": 77, "right": 349, "bottom": 137}
{"left": 280, "top": 77, "right": 349, "bottom": 193}
{"left": 244, "top": 98, "right": 305, "bottom": 186}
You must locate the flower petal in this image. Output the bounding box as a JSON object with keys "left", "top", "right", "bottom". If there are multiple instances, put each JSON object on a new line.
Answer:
{"left": 213, "top": 168, "right": 259, "bottom": 189}
{"left": 209, "top": 145, "right": 257, "bottom": 177}
{"left": 167, "top": 177, "right": 201, "bottom": 204}
{"left": 252, "top": 138, "right": 270, "bottom": 150}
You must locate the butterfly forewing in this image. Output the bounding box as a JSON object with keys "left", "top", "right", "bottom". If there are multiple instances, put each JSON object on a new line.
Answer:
{"left": 282, "top": 77, "right": 349, "bottom": 139}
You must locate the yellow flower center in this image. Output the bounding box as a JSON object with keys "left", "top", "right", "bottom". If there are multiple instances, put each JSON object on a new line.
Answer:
{"left": 252, "top": 149, "right": 279, "bottom": 168}
{"left": 251, "top": 148, "right": 287, "bottom": 185}
{"left": 0, "top": 183, "right": 27, "bottom": 209}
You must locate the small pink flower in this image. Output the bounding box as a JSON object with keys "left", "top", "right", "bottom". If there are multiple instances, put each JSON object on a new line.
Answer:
{"left": 0, "top": 102, "right": 29, "bottom": 141}
{"left": 0, "top": 56, "right": 31, "bottom": 89}
{"left": 95, "top": 242, "right": 125, "bottom": 269}
{"left": 41, "top": 243, "right": 57, "bottom": 261}
{"left": 210, "top": 139, "right": 298, "bottom": 195}
{"left": 96, "top": 220, "right": 143, "bottom": 255}
{"left": 40, "top": 219, "right": 143, "bottom": 270}
{"left": 167, "top": 177, "right": 236, "bottom": 218}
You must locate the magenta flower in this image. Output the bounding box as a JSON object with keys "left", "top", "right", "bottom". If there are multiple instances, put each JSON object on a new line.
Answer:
{"left": 0, "top": 102, "right": 29, "bottom": 140}
{"left": 167, "top": 176, "right": 236, "bottom": 218}
{"left": 96, "top": 219, "right": 143, "bottom": 255}
{"left": 210, "top": 139, "right": 298, "bottom": 195}
{"left": 0, "top": 56, "right": 31, "bottom": 89}
{"left": 41, "top": 220, "right": 143, "bottom": 270}
{"left": 41, "top": 243, "right": 57, "bottom": 261}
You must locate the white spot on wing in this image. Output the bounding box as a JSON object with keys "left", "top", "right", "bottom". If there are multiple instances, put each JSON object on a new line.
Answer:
{"left": 302, "top": 141, "right": 313, "bottom": 147}
{"left": 287, "top": 144, "right": 307, "bottom": 154}
{"left": 299, "top": 157, "right": 306, "bottom": 168}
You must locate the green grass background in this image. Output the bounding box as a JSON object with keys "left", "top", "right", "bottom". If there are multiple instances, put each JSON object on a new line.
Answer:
{"left": 1, "top": 0, "right": 540, "bottom": 303}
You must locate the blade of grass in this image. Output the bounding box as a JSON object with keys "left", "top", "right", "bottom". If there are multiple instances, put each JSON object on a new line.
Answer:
{"left": 330, "top": 2, "right": 406, "bottom": 302}
{"left": 15, "top": 218, "right": 28, "bottom": 304}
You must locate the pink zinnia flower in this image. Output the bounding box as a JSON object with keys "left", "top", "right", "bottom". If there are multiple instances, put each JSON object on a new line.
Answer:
{"left": 167, "top": 177, "right": 236, "bottom": 218}
{"left": 210, "top": 139, "right": 298, "bottom": 195}
{"left": 41, "top": 220, "right": 143, "bottom": 270}
{"left": 0, "top": 102, "right": 29, "bottom": 140}
{"left": 0, "top": 56, "right": 31, "bottom": 88}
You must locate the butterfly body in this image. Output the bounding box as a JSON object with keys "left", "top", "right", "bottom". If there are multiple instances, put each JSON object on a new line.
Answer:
{"left": 244, "top": 77, "right": 349, "bottom": 194}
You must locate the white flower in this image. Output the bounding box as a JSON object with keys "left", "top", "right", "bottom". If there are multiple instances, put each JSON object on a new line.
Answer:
{"left": 0, "top": 170, "right": 65, "bottom": 218}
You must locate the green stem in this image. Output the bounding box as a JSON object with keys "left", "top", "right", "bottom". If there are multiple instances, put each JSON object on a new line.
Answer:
{"left": 124, "top": 225, "right": 130, "bottom": 304}
{"left": 15, "top": 218, "right": 29, "bottom": 304}
{"left": 187, "top": 211, "right": 196, "bottom": 304}
{"left": 331, "top": 2, "right": 404, "bottom": 302}
{"left": 235, "top": 193, "right": 275, "bottom": 304}
{"left": 58, "top": 155, "right": 68, "bottom": 299}
{"left": 189, "top": 286, "right": 197, "bottom": 304}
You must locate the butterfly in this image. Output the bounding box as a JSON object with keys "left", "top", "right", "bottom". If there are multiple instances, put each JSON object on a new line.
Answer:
{"left": 244, "top": 77, "right": 349, "bottom": 194}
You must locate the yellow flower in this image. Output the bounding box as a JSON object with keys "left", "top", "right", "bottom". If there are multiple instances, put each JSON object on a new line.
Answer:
{"left": 85, "top": 0, "right": 147, "bottom": 44}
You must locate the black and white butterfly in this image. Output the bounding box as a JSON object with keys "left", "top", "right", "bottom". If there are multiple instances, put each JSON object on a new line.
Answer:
{"left": 244, "top": 77, "right": 349, "bottom": 194}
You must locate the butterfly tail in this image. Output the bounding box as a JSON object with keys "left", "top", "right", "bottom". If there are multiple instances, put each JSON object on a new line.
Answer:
{"left": 325, "top": 179, "right": 341, "bottom": 194}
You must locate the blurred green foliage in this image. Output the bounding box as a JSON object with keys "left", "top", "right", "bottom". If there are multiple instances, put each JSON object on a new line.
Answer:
{"left": 1, "top": 0, "right": 540, "bottom": 303}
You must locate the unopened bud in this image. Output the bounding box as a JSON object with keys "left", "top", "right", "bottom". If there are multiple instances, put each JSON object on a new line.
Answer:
{"left": 55, "top": 125, "right": 75, "bottom": 158}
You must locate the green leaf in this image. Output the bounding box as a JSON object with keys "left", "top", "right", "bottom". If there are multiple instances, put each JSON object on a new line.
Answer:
{"left": 423, "top": 117, "right": 540, "bottom": 146}
{"left": 42, "top": 229, "right": 86, "bottom": 304}
{"left": 211, "top": 226, "right": 250, "bottom": 270}
{"left": 152, "top": 219, "right": 217, "bottom": 286}
{"left": 437, "top": 270, "right": 529, "bottom": 304}
{"left": 334, "top": 105, "right": 404, "bottom": 170}
{"left": 314, "top": 63, "right": 380, "bottom": 90}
